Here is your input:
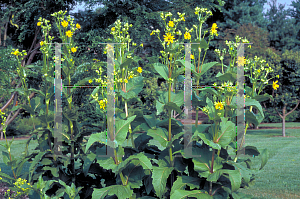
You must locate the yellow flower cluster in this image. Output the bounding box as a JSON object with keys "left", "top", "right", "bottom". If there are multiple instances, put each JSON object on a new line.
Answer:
{"left": 11, "top": 49, "right": 27, "bottom": 57}
{"left": 98, "top": 99, "right": 107, "bottom": 110}
{"left": 6, "top": 178, "right": 32, "bottom": 197}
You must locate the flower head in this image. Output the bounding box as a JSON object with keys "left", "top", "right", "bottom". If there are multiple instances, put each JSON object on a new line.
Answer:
{"left": 11, "top": 49, "right": 20, "bottom": 56}
{"left": 89, "top": 79, "right": 93, "bottom": 84}
{"left": 236, "top": 56, "right": 246, "bottom": 66}
{"left": 168, "top": 21, "right": 174, "bottom": 27}
{"left": 37, "top": 22, "right": 41, "bottom": 26}
{"left": 214, "top": 101, "right": 224, "bottom": 110}
{"left": 211, "top": 23, "right": 218, "bottom": 36}
{"left": 137, "top": 67, "right": 142, "bottom": 73}
{"left": 71, "top": 47, "right": 77, "bottom": 53}
{"left": 66, "top": 30, "right": 73, "bottom": 37}
{"left": 76, "top": 23, "right": 81, "bottom": 29}
{"left": 163, "top": 32, "right": 175, "bottom": 45}
{"left": 184, "top": 32, "right": 191, "bottom": 40}
{"left": 61, "top": 20, "right": 68, "bottom": 28}
{"left": 190, "top": 54, "right": 194, "bottom": 59}
{"left": 273, "top": 80, "right": 279, "bottom": 90}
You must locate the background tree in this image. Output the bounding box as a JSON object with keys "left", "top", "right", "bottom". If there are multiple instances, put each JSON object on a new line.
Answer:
{"left": 261, "top": 49, "right": 300, "bottom": 136}
{"left": 286, "top": 0, "right": 300, "bottom": 52}
{"left": 264, "top": 0, "right": 300, "bottom": 53}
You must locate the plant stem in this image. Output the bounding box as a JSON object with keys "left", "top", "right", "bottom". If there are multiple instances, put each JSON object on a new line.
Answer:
{"left": 125, "top": 100, "right": 135, "bottom": 148}
{"left": 168, "top": 81, "right": 173, "bottom": 167}
{"left": 209, "top": 148, "right": 216, "bottom": 195}
{"left": 113, "top": 149, "right": 126, "bottom": 185}
{"left": 195, "top": 107, "right": 199, "bottom": 128}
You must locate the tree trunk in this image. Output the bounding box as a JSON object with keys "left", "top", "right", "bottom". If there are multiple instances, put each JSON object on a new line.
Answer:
{"left": 3, "top": 21, "right": 7, "bottom": 47}
{"left": 282, "top": 116, "right": 286, "bottom": 137}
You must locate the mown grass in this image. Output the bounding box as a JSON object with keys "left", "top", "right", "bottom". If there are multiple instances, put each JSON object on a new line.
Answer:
{"left": 0, "top": 123, "right": 299, "bottom": 199}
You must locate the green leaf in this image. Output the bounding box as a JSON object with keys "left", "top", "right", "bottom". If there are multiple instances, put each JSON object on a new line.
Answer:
{"left": 115, "top": 115, "right": 136, "bottom": 146}
{"left": 29, "top": 151, "right": 48, "bottom": 182}
{"left": 252, "top": 93, "right": 274, "bottom": 102}
{"left": 170, "top": 176, "right": 200, "bottom": 196}
{"left": 83, "top": 153, "right": 96, "bottom": 176}
{"left": 117, "top": 164, "right": 144, "bottom": 189}
{"left": 146, "top": 128, "right": 168, "bottom": 148}
{"left": 245, "top": 110, "right": 259, "bottom": 127}
{"left": 42, "top": 166, "right": 59, "bottom": 177}
{"left": 2, "top": 151, "right": 10, "bottom": 165}
{"left": 195, "top": 130, "right": 221, "bottom": 150}
{"left": 119, "top": 57, "right": 134, "bottom": 69}
{"left": 164, "top": 102, "right": 182, "bottom": 113}
{"left": 85, "top": 131, "right": 107, "bottom": 153}
{"left": 15, "top": 157, "right": 30, "bottom": 177}
{"left": 143, "top": 114, "right": 158, "bottom": 129}
{"left": 152, "top": 166, "right": 173, "bottom": 198}
{"left": 259, "top": 148, "right": 269, "bottom": 170}
{"left": 193, "top": 62, "right": 218, "bottom": 80}
{"left": 170, "top": 190, "right": 213, "bottom": 199}
{"left": 216, "top": 71, "right": 236, "bottom": 82}
{"left": 216, "top": 117, "right": 236, "bottom": 148}
{"left": 119, "top": 76, "right": 144, "bottom": 100}
{"left": 92, "top": 185, "right": 133, "bottom": 199}
{"left": 220, "top": 169, "right": 242, "bottom": 192}
{"left": 245, "top": 98, "right": 264, "bottom": 118}
{"left": 153, "top": 63, "right": 169, "bottom": 80}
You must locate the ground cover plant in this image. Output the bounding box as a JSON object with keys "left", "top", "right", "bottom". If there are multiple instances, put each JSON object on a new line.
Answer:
{"left": 0, "top": 5, "right": 282, "bottom": 199}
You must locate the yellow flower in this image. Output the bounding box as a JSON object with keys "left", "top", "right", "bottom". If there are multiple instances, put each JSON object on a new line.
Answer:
{"left": 137, "top": 67, "right": 142, "bottom": 73}
{"left": 37, "top": 22, "right": 41, "bottom": 26}
{"left": 140, "top": 43, "right": 143, "bottom": 47}
{"left": 163, "top": 32, "right": 175, "bottom": 45}
{"left": 168, "top": 21, "right": 174, "bottom": 27}
{"left": 76, "top": 23, "right": 81, "bottom": 29}
{"left": 190, "top": 54, "right": 194, "bottom": 59}
{"left": 40, "top": 41, "right": 44, "bottom": 46}
{"left": 195, "top": 11, "right": 199, "bottom": 15}
{"left": 184, "top": 32, "right": 191, "bottom": 40}
{"left": 236, "top": 56, "right": 246, "bottom": 66}
{"left": 214, "top": 101, "right": 224, "bottom": 110}
{"left": 61, "top": 20, "right": 68, "bottom": 28}
{"left": 276, "top": 75, "right": 279, "bottom": 78}
{"left": 150, "top": 31, "right": 155, "bottom": 36}
{"left": 124, "top": 79, "right": 128, "bottom": 83}
{"left": 257, "top": 69, "right": 261, "bottom": 73}
{"left": 211, "top": 23, "right": 218, "bottom": 36}
{"left": 71, "top": 47, "right": 77, "bottom": 53}
{"left": 89, "top": 79, "right": 93, "bottom": 83}
{"left": 181, "top": 17, "right": 185, "bottom": 21}
{"left": 111, "top": 27, "right": 115, "bottom": 32}
{"left": 273, "top": 80, "right": 279, "bottom": 90}
{"left": 11, "top": 49, "right": 20, "bottom": 56}
{"left": 66, "top": 30, "right": 73, "bottom": 37}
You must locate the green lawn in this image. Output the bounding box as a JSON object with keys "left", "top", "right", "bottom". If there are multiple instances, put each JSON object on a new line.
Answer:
{"left": 0, "top": 123, "right": 299, "bottom": 199}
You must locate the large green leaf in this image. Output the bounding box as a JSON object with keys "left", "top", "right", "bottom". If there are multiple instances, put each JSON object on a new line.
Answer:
{"left": 164, "top": 102, "right": 182, "bottom": 113}
{"left": 170, "top": 190, "right": 213, "bottom": 199}
{"left": 153, "top": 63, "right": 169, "bottom": 80}
{"left": 220, "top": 169, "right": 242, "bottom": 192}
{"left": 119, "top": 76, "right": 144, "bottom": 100}
{"left": 170, "top": 176, "right": 200, "bottom": 196}
{"left": 92, "top": 185, "right": 133, "bottom": 199}
{"left": 245, "top": 98, "right": 264, "bottom": 118}
{"left": 28, "top": 151, "right": 48, "bottom": 182}
{"left": 83, "top": 153, "right": 96, "bottom": 176}
{"left": 245, "top": 110, "right": 259, "bottom": 127}
{"left": 115, "top": 115, "right": 136, "bottom": 146}
{"left": 193, "top": 62, "right": 218, "bottom": 80}
{"left": 216, "top": 71, "right": 236, "bottom": 82}
{"left": 195, "top": 130, "right": 221, "bottom": 150}
{"left": 146, "top": 128, "right": 168, "bottom": 148}
{"left": 143, "top": 114, "right": 158, "bottom": 129}
{"left": 152, "top": 166, "right": 173, "bottom": 198}
{"left": 85, "top": 131, "right": 107, "bottom": 153}
{"left": 252, "top": 93, "right": 274, "bottom": 102}
{"left": 225, "top": 160, "right": 253, "bottom": 185}
{"left": 117, "top": 164, "right": 144, "bottom": 189}
{"left": 113, "top": 152, "right": 152, "bottom": 174}
{"left": 216, "top": 117, "right": 236, "bottom": 148}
